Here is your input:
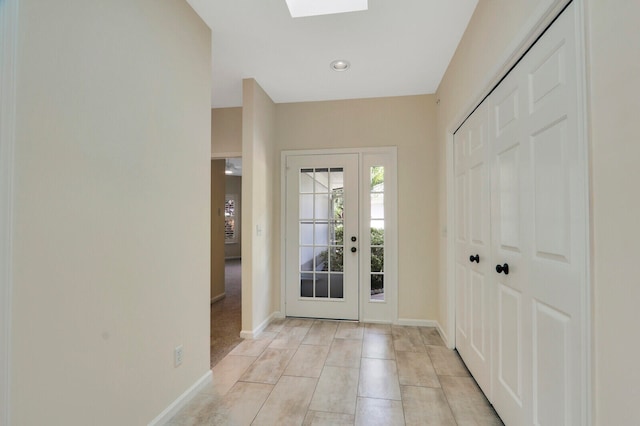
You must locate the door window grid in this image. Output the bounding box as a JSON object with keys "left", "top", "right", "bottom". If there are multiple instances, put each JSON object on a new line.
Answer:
{"left": 370, "top": 166, "right": 385, "bottom": 301}
{"left": 299, "top": 168, "right": 345, "bottom": 299}
{"left": 224, "top": 195, "right": 238, "bottom": 243}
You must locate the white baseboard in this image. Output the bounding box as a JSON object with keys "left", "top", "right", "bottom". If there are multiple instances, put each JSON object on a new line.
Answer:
{"left": 361, "top": 319, "right": 392, "bottom": 324}
{"left": 148, "top": 370, "right": 212, "bottom": 426}
{"left": 394, "top": 318, "right": 439, "bottom": 327}
{"left": 394, "top": 319, "right": 450, "bottom": 347}
{"left": 239, "top": 311, "right": 281, "bottom": 339}
{"left": 435, "top": 322, "right": 451, "bottom": 348}
{"left": 210, "top": 292, "right": 226, "bottom": 304}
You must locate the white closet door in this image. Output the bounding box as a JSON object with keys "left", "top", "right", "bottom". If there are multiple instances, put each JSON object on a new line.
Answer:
{"left": 454, "top": 101, "right": 492, "bottom": 398}
{"left": 490, "top": 4, "right": 586, "bottom": 425}
{"left": 489, "top": 56, "right": 530, "bottom": 426}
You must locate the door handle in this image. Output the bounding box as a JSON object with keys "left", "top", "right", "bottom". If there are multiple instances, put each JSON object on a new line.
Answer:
{"left": 495, "top": 263, "right": 509, "bottom": 275}
{"left": 469, "top": 254, "right": 480, "bottom": 263}
{"left": 351, "top": 236, "right": 357, "bottom": 242}
{"left": 351, "top": 247, "right": 357, "bottom": 253}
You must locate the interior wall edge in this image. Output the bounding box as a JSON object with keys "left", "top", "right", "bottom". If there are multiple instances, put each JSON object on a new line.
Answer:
{"left": 0, "top": 0, "right": 19, "bottom": 424}
{"left": 442, "top": 0, "right": 572, "bottom": 135}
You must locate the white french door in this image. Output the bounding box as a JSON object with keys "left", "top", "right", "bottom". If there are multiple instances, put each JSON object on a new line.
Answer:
{"left": 285, "top": 154, "right": 360, "bottom": 320}
{"left": 284, "top": 149, "right": 397, "bottom": 322}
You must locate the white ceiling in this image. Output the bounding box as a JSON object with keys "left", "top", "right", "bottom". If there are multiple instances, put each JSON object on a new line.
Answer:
{"left": 187, "top": 0, "right": 478, "bottom": 108}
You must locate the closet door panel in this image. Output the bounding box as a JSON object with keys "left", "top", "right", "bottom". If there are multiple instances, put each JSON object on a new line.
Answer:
{"left": 454, "top": 101, "right": 492, "bottom": 399}
{"left": 455, "top": 174, "right": 467, "bottom": 245}
{"left": 470, "top": 269, "right": 487, "bottom": 359}
{"left": 454, "top": 135, "right": 469, "bottom": 348}
{"left": 469, "top": 163, "right": 487, "bottom": 244}
{"left": 528, "top": 40, "right": 567, "bottom": 115}
{"left": 531, "top": 120, "right": 571, "bottom": 261}
{"left": 496, "top": 145, "right": 522, "bottom": 251}
{"left": 532, "top": 300, "right": 571, "bottom": 426}
{"left": 455, "top": 263, "right": 468, "bottom": 340}
{"left": 497, "top": 283, "right": 523, "bottom": 405}
{"left": 490, "top": 4, "right": 586, "bottom": 425}
{"left": 490, "top": 72, "right": 530, "bottom": 426}
{"left": 522, "top": 6, "right": 585, "bottom": 424}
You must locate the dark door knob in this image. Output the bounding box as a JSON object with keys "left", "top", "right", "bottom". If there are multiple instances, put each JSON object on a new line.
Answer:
{"left": 351, "top": 247, "right": 357, "bottom": 253}
{"left": 469, "top": 254, "right": 480, "bottom": 263}
{"left": 351, "top": 236, "right": 357, "bottom": 242}
{"left": 496, "top": 263, "right": 509, "bottom": 275}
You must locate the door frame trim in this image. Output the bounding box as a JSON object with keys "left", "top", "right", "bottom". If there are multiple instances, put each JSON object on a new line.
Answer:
{"left": 444, "top": 0, "right": 591, "bottom": 423}
{"left": 280, "top": 147, "right": 398, "bottom": 322}
{"left": 0, "top": 0, "right": 19, "bottom": 424}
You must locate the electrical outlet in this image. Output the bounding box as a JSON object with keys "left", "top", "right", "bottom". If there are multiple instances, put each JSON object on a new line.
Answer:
{"left": 174, "top": 345, "right": 184, "bottom": 367}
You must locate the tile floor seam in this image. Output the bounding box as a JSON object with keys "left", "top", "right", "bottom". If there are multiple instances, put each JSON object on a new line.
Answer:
{"left": 438, "top": 378, "right": 461, "bottom": 426}
{"left": 306, "top": 364, "right": 324, "bottom": 419}
{"left": 283, "top": 341, "right": 319, "bottom": 423}
{"left": 173, "top": 322, "right": 502, "bottom": 425}
{"left": 246, "top": 382, "right": 275, "bottom": 426}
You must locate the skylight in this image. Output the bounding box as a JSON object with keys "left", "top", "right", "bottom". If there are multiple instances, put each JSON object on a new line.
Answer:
{"left": 285, "top": 0, "right": 368, "bottom": 18}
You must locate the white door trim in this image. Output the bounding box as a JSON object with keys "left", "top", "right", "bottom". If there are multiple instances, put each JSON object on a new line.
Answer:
{"left": 444, "top": 0, "right": 591, "bottom": 423}
{"left": 211, "top": 151, "right": 242, "bottom": 159}
{"left": 280, "top": 147, "right": 398, "bottom": 322}
{"left": 0, "top": 0, "right": 19, "bottom": 424}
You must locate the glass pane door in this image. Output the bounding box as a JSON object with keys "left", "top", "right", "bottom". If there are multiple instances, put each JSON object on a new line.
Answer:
{"left": 369, "top": 166, "right": 385, "bottom": 301}
{"left": 298, "top": 167, "right": 345, "bottom": 299}
{"left": 285, "top": 154, "right": 359, "bottom": 320}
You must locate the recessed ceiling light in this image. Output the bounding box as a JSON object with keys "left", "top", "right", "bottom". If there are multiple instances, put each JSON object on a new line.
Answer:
{"left": 285, "top": 0, "right": 368, "bottom": 18}
{"left": 330, "top": 60, "right": 350, "bottom": 72}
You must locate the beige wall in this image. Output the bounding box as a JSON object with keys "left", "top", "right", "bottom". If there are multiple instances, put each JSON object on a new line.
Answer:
{"left": 225, "top": 176, "right": 242, "bottom": 259}
{"left": 436, "top": 0, "right": 640, "bottom": 423}
{"left": 212, "top": 107, "right": 243, "bottom": 258}
{"left": 588, "top": 0, "right": 640, "bottom": 423}
{"left": 275, "top": 95, "right": 438, "bottom": 321}
{"left": 242, "top": 79, "right": 277, "bottom": 333}
{"left": 212, "top": 107, "right": 243, "bottom": 156}
{"left": 435, "top": 0, "right": 548, "bottom": 344}
{"left": 211, "top": 160, "right": 226, "bottom": 299}
{"left": 11, "top": 1, "right": 211, "bottom": 424}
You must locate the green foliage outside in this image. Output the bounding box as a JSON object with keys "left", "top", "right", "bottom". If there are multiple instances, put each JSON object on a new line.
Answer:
{"left": 319, "top": 225, "right": 384, "bottom": 294}
{"left": 371, "top": 166, "right": 384, "bottom": 188}
{"left": 370, "top": 227, "right": 384, "bottom": 293}
{"left": 318, "top": 176, "right": 385, "bottom": 294}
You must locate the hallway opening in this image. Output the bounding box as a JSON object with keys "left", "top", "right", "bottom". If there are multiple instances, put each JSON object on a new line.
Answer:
{"left": 210, "top": 259, "right": 243, "bottom": 367}
{"left": 210, "top": 157, "right": 243, "bottom": 367}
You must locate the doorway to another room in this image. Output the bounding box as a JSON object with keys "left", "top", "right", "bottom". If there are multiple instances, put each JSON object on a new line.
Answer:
{"left": 210, "top": 157, "right": 244, "bottom": 367}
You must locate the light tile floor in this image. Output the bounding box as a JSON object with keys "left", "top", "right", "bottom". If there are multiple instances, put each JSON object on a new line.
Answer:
{"left": 168, "top": 319, "right": 503, "bottom": 426}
